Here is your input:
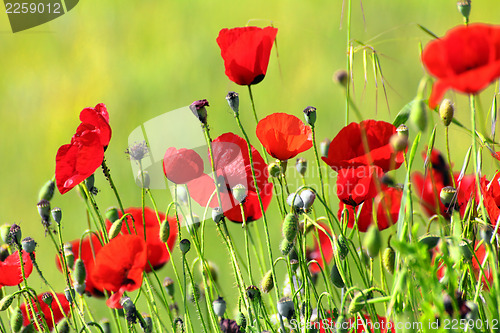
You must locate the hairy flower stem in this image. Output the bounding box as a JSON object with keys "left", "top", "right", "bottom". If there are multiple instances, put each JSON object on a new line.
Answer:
{"left": 444, "top": 127, "right": 456, "bottom": 188}
{"left": 101, "top": 158, "right": 125, "bottom": 214}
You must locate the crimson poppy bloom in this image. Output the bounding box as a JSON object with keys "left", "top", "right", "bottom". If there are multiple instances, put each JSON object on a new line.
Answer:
{"left": 256, "top": 113, "right": 312, "bottom": 161}
{"left": 92, "top": 235, "right": 148, "bottom": 308}
{"left": 79, "top": 103, "right": 111, "bottom": 147}
{"left": 163, "top": 147, "right": 204, "bottom": 184}
{"left": 422, "top": 24, "right": 500, "bottom": 109}
{"left": 105, "top": 207, "right": 178, "bottom": 271}
{"left": 322, "top": 120, "right": 404, "bottom": 172}
{"left": 20, "top": 293, "right": 70, "bottom": 331}
{"left": 336, "top": 165, "right": 384, "bottom": 206}
{"left": 187, "top": 132, "right": 273, "bottom": 223}
{"left": 306, "top": 224, "right": 333, "bottom": 275}
{"left": 412, "top": 150, "right": 475, "bottom": 218}
{"left": 318, "top": 315, "right": 395, "bottom": 333}
{"left": 0, "top": 250, "right": 33, "bottom": 287}
{"left": 339, "top": 185, "right": 402, "bottom": 232}
{"left": 217, "top": 26, "right": 278, "bottom": 86}
{"left": 55, "top": 234, "right": 104, "bottom": 297}
{"left": 479, "top": 172, "right": 500, "bottom": 231}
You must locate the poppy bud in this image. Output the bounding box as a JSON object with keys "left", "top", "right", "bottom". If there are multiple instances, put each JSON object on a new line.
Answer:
{"left": 75, "top": 283, "right": 86, "bottom": 296}
{"left": 74, "top": 258, "right": 86, "bottom": 285}
{"left": 336, "top": 315, "right": 349, "bottom": 333}
{"left": 108, "top": 219, "right": 123, "bottom": 240}
{"left": 383, "top": 247, "right": 396, "bottom": 274}
{"left": 0, "top": 294, "right": 15, "bottom": 311}
{"left": 268, "top": 162, "right": 282, "bottom": 178}
{"left": 10, "top": 307, "right": 23, "bottom": 332}
{"left": 141, "top": 314, "right": 152, "bottom": 333}
{"left": 261, "top": 270, "right": 274, "bottom": 293}
{"left": 246, "top": 285, "right": 261, "bottom": 302}
{"left": 480, "top": 226, "right": 493, "bottom": 245}
{"left": 280, "top": 238, "right": 294, "bottom": 255}
{"left": 188, "top": 283, "right": 201, "bottom": 303}
{"left": 100, "top": 319, "right": 111, "bottom": 333}
{"left": 21, "top": 237, "right": 36, "bottom": 253}
{"left": 212, "top": 207, "right": 224, "bottom": 224}
{"left": 300, "top": 189, "right": 316, "bottom": 210}
{"left": 105, "top": 207, "right": 120, "bottom": 223}
{"left": 282, "top": 213, "right": 299, "bottom": 242}
{"left": 57, "top": 319, "right": 70, "bottom": 333}
{"left": 333, "top": 69, "right": 349, "bottom": 87}
{"left": 336, "top": 235, "right": 349, "bottom": 261}
{"left": 212, "top": 297, "right": 226, "bottom": 317}
{"left": 0, "top": 244, "right": 9, "bottom": 261}
{"left": 330, "top": 263, "right": 345, "bottom": 288}
{"left": 320, "top": 138, "right": 331, "bottom": 158}
{"left": 38, "top": 179, "right": 55, "bottom": 202}
{"left": 457, "top": 1, "right": 471, "bottom": 23}
{"left": 397, "top": 124, "right": 409, "bottom": 137}
{"left": 0, "top": 224, "right": 11, "bottom": 243}
{"left": 390, "top": 133, "right": 408, "bottom": 152}
{"left": 51, "top": 207, "right": 62, "bottom": 225}
{"left": 286, "top": 193, "right": 304, "bottom": 211}
{"left": 163, "top": 277, "right": 175, "bottom": 297}
{"left": 85, "top": 174, "right": 95, "bottom": 192}
{"left": 236, "top": 312, "right": 246, "bottom": 329}
{"left": 364, "top": 225, "right": 382, "bottom": 258}
{"left": 137, "top": 170, "right": 150, "bottom": 188}
{"left": 303, "top": 106, "right": 317, "bottom": 126}
{"left": 440, "top": 186, "right": 456, "bottom": 208}
{"left": 180, "top": 239, "right": 191, "bottom": 254}
{"left": 439, "top": 99, "right": 455, "bottom": 127}
{"left": 290, "top": 258, "right": 299, "bottom": 272}
{"left": 37, "top": 200, "right": 51, "bottom": 223}
{"left": 226, "top": 91, "right": 239, "bottom": 115}
{"left": 295, "top": 158, "right": 307, "bottom": 176}
{"left": 410, "top": 98, "right": 427, "bottom": 131}
{"left": 231, "top": 184, "right": 247, "bottom": 203}
{"left": 277, "top": 297, "right": 295, "bottom": 320}
{"left": 9, "top": 224, "right": 22, "bottom": 246}
{"left": 159, "top": 219, "right": 170, "bottom": 243}
{"left": 348, "top": 293, "right": 365, "bottom": 314}
{"left": 41, "top": 292, "right": 53, "bottom": 306}
{"left": 189, "top": 99, "right": 209, "bottom": 125}
{"left": 64, "top": 287, "right": 75, "bottom": 304}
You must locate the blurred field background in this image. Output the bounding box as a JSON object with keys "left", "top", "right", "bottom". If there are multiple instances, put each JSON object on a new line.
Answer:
{"left": 2, "top": 0, "right": 500, "bottom": 329}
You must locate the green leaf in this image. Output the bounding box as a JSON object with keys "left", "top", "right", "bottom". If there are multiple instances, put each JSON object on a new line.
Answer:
{"left": 417, "top": 24, "right": 439, "bottom": 39}
{"left": 393, "top": 100, "right": 416, "bottom": 127}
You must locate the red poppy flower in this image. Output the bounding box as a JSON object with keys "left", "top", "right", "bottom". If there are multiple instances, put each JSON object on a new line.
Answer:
{"left": 322, "top": 120, "right": 404, "bottom": 172}
{"left": 480, "top": 172, "right": 500, "bottom": 231}
{"left": 79, "top": 103, "right": 111, "bottom": 147}
{"left": 163, "top": 147, "right": 204, "bottom": 184}
{"left": 339, "top": 185, "right": 402, "bottom": 232}
{"left": 92, "top": 235, "right": 148, "bottom": 308}
{"left": 55, "top": 234, "right": 104, "bottom": 297}
{"left": 422, "top": 24, "right": 500, "bottom": 109}
{"left": 20, "top": 293, "right": 70, "bottom": 331}
{"left": 0, "top": 250, "right": 33, "bottom": 287}
{"left": 336, "top": 165, "right": 384, "bottom": 206}
{"left": 256, "top": 113, "right": 312, "bottom": 161}
{"left": 412, "top": 150, "right": 475, "bottom": 218}
{"left": 217, "top": 26, "right": 278, "bottom": 86}
{"left": 187, "top": 132, "right": 273, "bottom": 223}
{"left": 318, "top": 315, "right": 395, "bottom": 333}
{"left": 106, "top": 207, "right": 178, "bottom": 271}
{"left": 306, "top": 224, "right": 333, "bottom": 275}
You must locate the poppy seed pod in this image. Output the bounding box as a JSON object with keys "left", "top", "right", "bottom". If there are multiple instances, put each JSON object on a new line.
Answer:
{"left": 390, "top": 133, "right": 408, "bottom": 152}
{"left": 439, "top": 99, "right": 455, "bottom": 126}
{"left": 212, "top": 207, "right": 224, "bottom": 224}
{"left": 179, "top": 239, "right": 191, "bottom": 254}
{"left": 300, "top": 189, "right": 316, "bottom": 210}
{"left": 163, "top": 277, "right": 175, "bottom": 298}
{"left": 105, "top": 207, "right": 120, "bottom": 223}
{"left": 268, "top": 162, "right": 282, "bottom": 178}
{"left": 330, "top": 263, "right": 345, "bottom": 288}
{"left": 303, "top": 106, "right": 317, "bottom": 126}
{"left": 280, "top": 238, "right": 294, "bottom": 256}
{"left": 246, "top": 285, "right": 261, "bottom": 302}
{"left": 457, "top": 0, "right": 471, "bottom": 22}
{"left": 295, "top": 158, "right": 307, "bottom": 176}
{"left": 364, "top": 225, "right": 382, "bottom": 258}
{"left": 396, "top": 124, "right": 409, "bottom": 137}
{"left": 37, "top": 200, "right": 51, "bottom": 223}
{"left": 212, "top": 297, "right": 226, "bottom": 317}
{"left": 9, "top": 224, "right": 22, "bottom": 246}
{"left": 226, "top": 91, "right": 239, "bottom": 115}
{"left": 282, "top": 213, "right": 299, "bottom": 242}
{"left": 383, "top": 247, "right": 396, "bottom": 274}
{"left": 410, "top": 99, "right": 427, "bottom": 132}
{"left": 277, "top": 297, "right": 295, "bottom": 320}
{"left": 440, "top": 186, "right": 457, "bottom": 208}
{"left": 261, "top": 270, "right": 274, "bottom": 293}
{"left": 159, "top": 218, "right": 171, "bottom": 243}
{"left": 286, "top": 193, "right": 304, "bottom": 211}
{"left": 21, "top": 237, "right": 37, "bottom": 254}
{"left": 232, "top": 184, "right": 248, "bottom": 203}
{"left": 10, "top": 307, "right": 23, "bottom": 332}
{"left": 189, "top": 99, "right": 209, "bottom": 125}
{"left": 38, "top": 179, "right": 55, "bottom": 202}
{"left": 41, "top": 292, "right": 53, "bottom": 306}
{"left": 320, "top": 138, "right": 331, "bottom": 158}
{"left": 51, "top": 207, "right": 62, "bottom": 225}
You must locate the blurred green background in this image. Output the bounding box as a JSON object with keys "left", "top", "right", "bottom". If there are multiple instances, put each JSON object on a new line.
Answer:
{"left": 1, "top": 0, "right": 500, "bottom": 330}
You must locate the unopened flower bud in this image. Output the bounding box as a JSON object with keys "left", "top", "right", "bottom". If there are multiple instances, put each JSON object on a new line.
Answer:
{"left": 37, "top": 200, "right": 51, "bottom": 223}
{"left": 120, "top": 296, "right": 135, "bottom": 313}
{"left": 212, "top": 207, "right": 224, "bottom": 223}
{"left": 410, "top": 98, "right": 427, "bottom": 132}
{"left": 42, "top": 292, "right": 53, "bottom": 306}
{"left": 212, "top": 297, "right": 226, "bottom": 317}
{"left": 51, "top": 208, "right": 62, "bottom": 224}
{"left": 295, "top": 158, "right": 307, "bottom": 176}
{"left": 38, "top": 179, "right": 55, "bottom": 202}
{"left": 180, "top": 239, "right": 191, "bottom": 254}
{"left": 364, "top": 225, "right": 382, "bottom": 258}
{"left": 383, "top": 247, "right": 396, "bottom": 274}
{"left": 0, "top": 294, "right": 15, "bottom": 311}
{"left": 189, "top": 99, "right": 209, "bottom": 125}
{"left": 300, "top": 189, "right": 316, "bottom": 210}
{"left": 303, "top": 106, "right": 317, "bottom": 126}
{"left": 142, "top": 314, "right": 153, "bottom": 333}
{"left": 333, "top": 69, "right": 348, "bottom": 87}
{"left": 137, "top": 170, "right": 150, "bottom": 188}
{"left": 348, "top": 293, "right": 366, "bottom": 314}
{"left": 0, "top": 224, "right": 11, "bottom": 243}
{"left": 440, "top": 186, "right": 456, "bottom": 208}
{"left": 282, "top": 213, "right": 299, "bottom": 242}
{"left": 277, "top": 297, "right": 295, "bottom": 320}
{"left": 439, "top": 99, "right": 455, "bottom": 126}
{"left": 75, "top": 283, "right": 86, "bottom": 295}
{"left": 159, "top": 218, "right": 171, "bottom": 243}
{"left": 10, "top": 307, "right": 23, "bottom": 332}
{"left": 457, "top": 0, "right": 471, "bottom": 23}
{"left": 226, "top": 92, "right": 239, "bottom": 115}
{"left": 330, "top": 263, "right": 345, "bottom": 288}
{"left": 163, "top": 277, "right": 175, "bottom": 297}
{"left": 246, "top": 285, "right": 260, "bottom": 301}
{"left": 336, "top": 235, "right": 349, "bottom": 260}
{"left": 268, "top": 162, "right": 281, "bottom": 178}
{"left": 21, "top": 237, "right": 36, "bottom": 253}
{"left": 390, "top": 133, "right": 408, "bottom": 152}
{"left": 320, "top": 138, "right": 331, "bottom": 158}
{"left": 396, "top": 124, "right": 409, "bottom": 137}
{"left": 105, "top": 207, "right": 120, "bottom": 223}
{"left": 64, "top": 247, "right": 75, "bottom": 269}
{"left": 108, "top": 219, "right": 123, "bottom": 240}
{"left": 64, "top": 287, "right": 75, "bottom": 304}
{"left": 261, "top": 270, "right": 274, "bottom": 293}
{"left": 188, "top": 283, "right": 201, "bottom": 303}
{"left": 287, "top": 193, "right": 304, "bottom": 211}
{"left": 74, "top": 258, "right": 86, "bottom": 285}
{"left": 231, "top": 184, "right": 247, "bottom": 203}
{"left": 280, "top": 238, "right": 294, "bottom": 256}
{"left": 9, "top": 224, "right": 21, "bottom": 246}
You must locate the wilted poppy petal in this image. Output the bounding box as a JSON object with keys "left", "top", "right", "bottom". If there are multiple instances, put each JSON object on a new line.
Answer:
{"left": 0, "top": 250, "right": 33, "bottom": 287}
{"left": 163, "top": 147, "right": 204, "bottom": 184}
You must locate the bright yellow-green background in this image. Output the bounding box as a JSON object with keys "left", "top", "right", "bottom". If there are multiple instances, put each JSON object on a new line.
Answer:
{"left": 1, "top": 0, "right": 500, "bottom": 330}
